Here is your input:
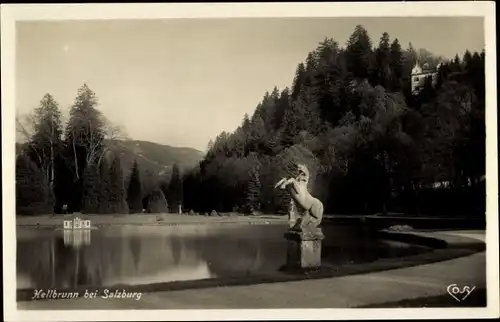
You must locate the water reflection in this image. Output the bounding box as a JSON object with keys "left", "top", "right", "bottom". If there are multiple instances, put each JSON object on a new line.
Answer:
{"left": 17, "top": 224, "right": 428, "bottom": 289}
{"left": 63, "top": 229, "right": 92, "bottom": 248}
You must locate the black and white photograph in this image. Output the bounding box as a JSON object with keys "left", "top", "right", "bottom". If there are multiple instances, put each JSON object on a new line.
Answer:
{"left": 2, "top": 2, "right": 498, "bottom": 321}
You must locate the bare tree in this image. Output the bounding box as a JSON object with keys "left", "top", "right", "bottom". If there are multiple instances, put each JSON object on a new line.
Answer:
{"left": 64, "top": 85, "right": 127, "bottom": 183}
{"left": 65, "top": 114, "right": 125, "bottom": 180}
{"left": 15, "top": 94, "right": 63, "bottom": 192}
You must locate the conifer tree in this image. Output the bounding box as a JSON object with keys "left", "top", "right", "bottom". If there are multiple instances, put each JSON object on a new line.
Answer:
{"left": 462, "top": 50, "right": 473, "bottom": 71}
{"left": 375, "top": 32, "right": 392, "bottom": 88}
{"left": 108, "top": 156, "right": 128, "bottom": 214}
{"left": 272, "top": 88, "right": 290, "bottom": 132}
{"left": 97, "top": 157, "right": 111, "bottom": 214}
{"left": 127, "top": 160, "right": 143, "bottom": 213}
{"left": 345, "top": 25, "right": 374, "bottom": 80}
{"left": 168, "top": 164, "right": 183, "bottom": 213}
{"left": 291, "top": 63, "right": 306, "bottom": 101}
{"left": 245, "top": 165, "right": 261, "bottom": 213}
{"left": 27, "top": 94, "right": 63, "bottom": 192}
{"left": 389, "top": 38, "right": 404, "bottom": 92}
{"left": 81, "top": 163, "right": 100, "bottom": 214}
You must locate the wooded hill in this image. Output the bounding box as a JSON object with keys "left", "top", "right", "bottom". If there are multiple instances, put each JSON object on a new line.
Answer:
{"left": 181, "top": 25, "right": 485, "bottom": 217}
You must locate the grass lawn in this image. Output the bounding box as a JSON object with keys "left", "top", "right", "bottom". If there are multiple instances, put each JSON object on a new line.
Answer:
{"left": 16, "top": 213, "right": 287, "bottom": 227}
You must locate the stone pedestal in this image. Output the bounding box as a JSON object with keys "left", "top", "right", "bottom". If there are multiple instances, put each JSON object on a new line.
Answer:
{"left": 283, "top": 228, "right": 324, "bottom": 270}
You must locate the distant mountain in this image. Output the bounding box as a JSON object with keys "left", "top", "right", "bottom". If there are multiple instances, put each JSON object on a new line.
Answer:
{"left": 108, "top": 139, "right": 204, "bottom": 178}
{"left": 15, "top": 139, "right": 205, "bottom": 181}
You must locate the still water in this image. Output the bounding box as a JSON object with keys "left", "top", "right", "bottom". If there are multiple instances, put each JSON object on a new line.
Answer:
{"left": 17, "top": 224, "right": 429, "bottom": 289}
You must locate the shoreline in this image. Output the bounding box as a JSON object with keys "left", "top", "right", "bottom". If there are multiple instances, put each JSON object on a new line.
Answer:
{"left": 16, "top": 213, "right": 484, "bottom": 229}
{"left": 16, "top": 213, "right": 288, "bottom": 228}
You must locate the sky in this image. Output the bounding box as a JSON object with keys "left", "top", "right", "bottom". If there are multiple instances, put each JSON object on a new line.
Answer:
{"left": 16, "top": 17, "right": 485, "bottom": 151}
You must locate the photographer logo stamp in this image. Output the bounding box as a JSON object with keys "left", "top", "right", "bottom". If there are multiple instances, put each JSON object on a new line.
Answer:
{"left": 447, "top": 284, "right": 476, "bottom": 302}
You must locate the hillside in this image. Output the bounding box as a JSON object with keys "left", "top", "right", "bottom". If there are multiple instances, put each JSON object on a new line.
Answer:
{"left": 16, "top": 140, "right": 204, "bottom": 180}
{"left": 108, "top": 140, "right": 204, "bottom": 178}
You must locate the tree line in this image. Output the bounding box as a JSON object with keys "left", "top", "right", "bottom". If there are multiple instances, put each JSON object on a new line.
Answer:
{"left": 16, "top": 25, "right": 485, "bottom": 217}
{"left": 182, "top": 25, "right": 486, "bottom": 217}
{"left": 16, "top": 84, "right": 184, "bottom": 215}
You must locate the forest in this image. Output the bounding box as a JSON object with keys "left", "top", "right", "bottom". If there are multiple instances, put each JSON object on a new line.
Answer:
{"left": 16, "top": 25, "right": 486, "bottom": 217}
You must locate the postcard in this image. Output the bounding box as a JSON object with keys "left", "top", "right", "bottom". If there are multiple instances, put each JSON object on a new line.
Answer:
{"left": 2, "top": 2, "right": 498, "bottom": 321}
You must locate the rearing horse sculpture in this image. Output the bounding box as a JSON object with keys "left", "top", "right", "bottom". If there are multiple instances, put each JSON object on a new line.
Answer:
{"left": 275, "top": 164, "right": 324, "bottom": 232}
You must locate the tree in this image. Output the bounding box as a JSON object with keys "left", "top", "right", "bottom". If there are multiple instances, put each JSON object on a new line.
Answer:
{"left": 64, "top": 84, "right": 122, "bottom": 182}
{"left": 63, "top": 84, "right": 123, "bottom": 212}
{"left": 64, "top": 84, "right": 104, "bottom": 180}
{"left": 291, "top": 63, "right": 307, "bottom": 101}
{"left": 245, "top": 165, "right": 261, "bottom": 213}
{"left": 16, "top": 94, "right": 63, "bottom": 197}
{"left": 255, "top": 88, "right": 279, "bottom": 136}
{"left": 16, "top": 154, "right": 53, "bottom": 215}
{"left": 81, "top": 163, "right": 100, "bottom": 214}
{"left": 404, "top": 42, "right": 418, "bottom": 70}
{"left": 313, "top": 37, "right": 349, "bottom": 126}
{"left": 242, "top": 113, "right": 251, "bottom": 133}
{"left": 462, "top": 50, "right": 473, "bottom": 70}
{"left": 280, "top": 102, "right": 307, "bottom": 148}
{"left": 246, "top": 115, "right": 268, "bottom": 155}
{"left": 450, "top": 54, "right": 462, "bottom": 73}
{"left": 375, "top": 32, "right": 392, "bottom": 88}
{"left": 108, "top": 155, "right": 128, "bottom": 214}
{"left": 168, "top": 164, "right": 183, "bottom": 213}
{"left": 345, "top": 25, "right": 374, "bottom": 80}
{"left": 97, "top": 157, "right": 112, "bottom": 214}
{"left": 126, "top": 160, "right": 143, "bottom": 213}
{"left": 146, "top": 189, "right": 168, "bottom": 213}
{"left": 273, "top": 88, "right": 290, "bottom": 131}
{"left": 389, "top": 38, "right": 404, "bottom": 92}
{"left": 183, "top": 28, "right": 485, "bottom": 218}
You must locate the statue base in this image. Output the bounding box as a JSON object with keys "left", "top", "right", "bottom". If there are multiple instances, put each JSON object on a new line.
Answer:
{"left": 283, "top": 228, "right": 324, "bottom": 270}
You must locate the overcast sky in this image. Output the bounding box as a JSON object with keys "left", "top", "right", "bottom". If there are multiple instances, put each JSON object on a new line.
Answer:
{"left": 16, "top": 17, "right": 484, "bottom": 151}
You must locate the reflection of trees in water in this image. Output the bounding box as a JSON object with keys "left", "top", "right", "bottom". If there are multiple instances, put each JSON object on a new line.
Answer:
{"left": 321, "top": 224, "right": 428, "bottom": 265}
{"left": 129, "top": 235, "right": 142, "bottom": 269}
{"left": 18, "top": 225, "right": 289, "bottom": 288}
{"left": 18, "top": 224, "right": 427, "bottom": 288}
{"left": 17, "top": 233, "right": 56, "bottom": 288}
{"left": 170, "top": 235, "right": 181, "bottom": 265}
{"left": 18, "top": 230, "right": 102, "bottom": 288}
{"left": 194, "top": 225, "right": 287, "bottom": 276}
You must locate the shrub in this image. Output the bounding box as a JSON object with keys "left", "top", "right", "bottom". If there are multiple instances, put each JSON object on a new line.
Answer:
{"left": 16, "top": 155, "right": 53, "bottom": 215}
{"left": 146, "top": 189, "right": 168, "bottom": 213}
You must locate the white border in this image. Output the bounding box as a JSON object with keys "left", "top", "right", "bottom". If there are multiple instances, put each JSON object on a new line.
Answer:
{"left": 2, "top": 2, "right": 498, "bottom": 321}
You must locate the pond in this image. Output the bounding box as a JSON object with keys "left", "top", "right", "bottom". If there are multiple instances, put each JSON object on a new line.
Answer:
{"left": 16, "top": 223, "right": 430, "bottom": 290}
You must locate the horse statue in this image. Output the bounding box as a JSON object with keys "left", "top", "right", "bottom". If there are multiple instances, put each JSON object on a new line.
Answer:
{"left": 275, "top": 164, "right": 324, "bottom": 233}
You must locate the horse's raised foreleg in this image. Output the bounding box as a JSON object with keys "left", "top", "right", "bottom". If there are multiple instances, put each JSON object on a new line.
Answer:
{"left": 275, "top": 177, "right": 297, "bottom": 190}
{"left": 275, "top": 177, "right": 287, "bottom": 189}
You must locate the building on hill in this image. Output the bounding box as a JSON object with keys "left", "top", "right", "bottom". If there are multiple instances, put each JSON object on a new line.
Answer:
{"left": 411, "top": 60, "right": 441, "bottom": 95}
